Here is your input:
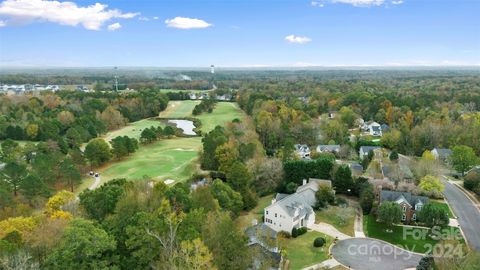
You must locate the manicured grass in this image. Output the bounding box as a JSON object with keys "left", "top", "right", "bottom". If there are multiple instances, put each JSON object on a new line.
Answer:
{"left": 196, "top": 102, "right": 245, "bottom": 132}
{"left": 77, "top": 101, "right": 246, "bottom": 193}
{"left": 284, "top": 231, "right": 333, "bottom": 270}
{"left": 101, "top": 118, "right": 164, "bottom": 142}
{"left": 78, "top": 137, "right": 202, "bottom": 190}
{"left": 315, "top": 206, "right": 356, "bottom": 236}
{"left": 430, "top": 201, "right": 455, "bottom": 218}
{"left": 159, "top": 100, "right": 200, "bottom": 118}
{"left": 159, "top": 100, "right": 246, "bottom": 133}
{"left": 363, "top": 214, "right": 462, "bottom": 254}
{"left": 236, "top": 195, "right": 273, "bottom": 229}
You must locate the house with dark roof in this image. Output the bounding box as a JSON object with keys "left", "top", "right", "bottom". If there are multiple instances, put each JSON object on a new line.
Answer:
{"left": 432, "top": 148, "right": 452, "bottom": 162}
{"left": 349, "top": 162, "right": 363, "bottom": 176}
{"left": 316, "top": 144, "right": 340, "bottom": 154}
{"left": 264, "top": 179, "right": 332, "bottom": 232}
{"left": 379, "top": 190, "right": 429, "bottom": 223}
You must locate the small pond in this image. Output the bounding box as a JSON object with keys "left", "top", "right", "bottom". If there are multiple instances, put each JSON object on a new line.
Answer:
{"left": 168, "top": 119, "right": 196, "bottom": 135}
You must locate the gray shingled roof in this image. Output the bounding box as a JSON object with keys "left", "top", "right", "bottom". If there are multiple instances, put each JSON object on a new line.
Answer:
{"left": 380, "top": 190, "right": 429, "bottom": 208}
{"left": 434, "top": 148, "right": 452, "bottom": 158}
{"left": 317, "top": 145, "right": 340, "bottom": 152}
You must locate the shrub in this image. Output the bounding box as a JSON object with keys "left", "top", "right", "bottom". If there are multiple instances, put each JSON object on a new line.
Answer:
{"left": 277, "top": 231, "right": 291, "bottom": 239}
{"left": 313, "top": 237, "right": 326, "bottom": 247}
{"left": 335, "top": 197, "right": 348, "bottom": 207}
{"left": 291, "top": 227, "right": 308, "bottom": 238}
{"left": 416, "top": 255, "right": 434, "bottom": 270}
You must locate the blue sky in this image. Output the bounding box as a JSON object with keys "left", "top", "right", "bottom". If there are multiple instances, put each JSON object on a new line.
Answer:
{"left": 0, "top": 0, "right": 479, "bottom": 67}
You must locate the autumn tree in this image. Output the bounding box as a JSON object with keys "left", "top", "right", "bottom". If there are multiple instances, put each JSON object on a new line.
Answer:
{"left": 451, "top": 145, "right": 478, "bottom": 176}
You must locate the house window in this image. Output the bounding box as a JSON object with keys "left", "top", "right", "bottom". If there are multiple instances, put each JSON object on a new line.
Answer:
{"left": 275, "top": 213, "right": 277, "bottom": 218}
{"left": 266, "top": 211, "right": 269, "bottom": 215}
{"left": 402, "top": 214, "right": 406, "bottom": 221}
{"left": 416, "top": 205, "right": 422, "bottom": 211}
{"left": 412, "top": 213, "right": 417, "bottom": 221}
{"left": 402, "top": 206, "right": 407, "bottom": 212}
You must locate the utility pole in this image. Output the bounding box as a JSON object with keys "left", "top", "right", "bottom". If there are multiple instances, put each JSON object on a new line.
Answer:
{"left": 114, "top": 66, "right": 118, "bottom": 91}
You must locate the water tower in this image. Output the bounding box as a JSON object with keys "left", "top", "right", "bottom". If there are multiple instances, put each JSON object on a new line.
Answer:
{"left": 210, "top": 64, "right": 215, "bottom": 74}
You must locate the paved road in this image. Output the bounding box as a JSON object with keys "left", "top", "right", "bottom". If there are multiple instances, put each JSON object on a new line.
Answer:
{"left": 442, "top": 179, "right": 480, "bottom": 251}
{"left": 331, "top": 238, "right": 422, "bottom": 270}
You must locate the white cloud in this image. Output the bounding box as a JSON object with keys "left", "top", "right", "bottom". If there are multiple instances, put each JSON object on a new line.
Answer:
{"left": 153, "top": 16, "right": 159, "bottom": 20}
{"left": 285, "top": 35, "right": 312, "bottom": 44}
{"left": 0, "top": 0, "right": 139, "bottom": 30}
{"left": 331, "top": 0, "right": 384, "bottom": 7}
{"left": 139, "top": 16, "right": 149, "bottom": 21}
{"left": 0, "top": 20, "right": 5, "bottom": 27}
{"left": 165, "top": 16, "right": 212, "bottom": 29}
{"left": 107, "top": 22, "right": 121, "bottom": 31}
{"left": 311, "top": 1, "right": 324, "bottom": 7}
{"left": 313, "top": 0, "right": 404, "bottom": 7}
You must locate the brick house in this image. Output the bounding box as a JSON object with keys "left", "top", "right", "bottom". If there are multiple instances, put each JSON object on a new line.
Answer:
{"left": 379, "top": 190, "right": 429, "bottom": 223}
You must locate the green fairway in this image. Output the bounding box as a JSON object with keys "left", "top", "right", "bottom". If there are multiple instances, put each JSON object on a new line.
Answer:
{"left": 77, "top": 100, "right": 247, "bottom": 192}
{"left": 83, "top": 137, "right": 201, "bottom": 187}
{"left": 159, "top": 100, "right": 200, "bottom": 118}
{"left": 196, "top": 102, "right": 244, "bottom": 132}
{"left": 102, "top": 118, "right": 164, "bottom": 142}
{"left": 159, "top": 100, "right": 246, "bottom": 133}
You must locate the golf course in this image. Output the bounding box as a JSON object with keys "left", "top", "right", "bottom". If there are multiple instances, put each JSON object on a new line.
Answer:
{"left": 78, "top": 100, "right": 246, "bottom": 191}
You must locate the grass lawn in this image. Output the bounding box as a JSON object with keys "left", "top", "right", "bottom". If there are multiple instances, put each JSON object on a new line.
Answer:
{"left": 284, "top": 231, "right": 333, "bottom": 270}
{"left": 196, "top": 102, "right": 244, "bottom": 132}
{"left": 430, "top": 201, "right": 455, "bottom": 218}
{"left": 236, "top": 195, "right": 273, "bottom": 229}
{"left": 315, "top": 206, "right": 355, "bottom": 236}
{"left": 76, "top": 137, "right": 202, "bottom": 192}
{"left": 363, "top": 214, "right": 463, "bottom": 254}
{"left": 159, "top": 100, "right": 200, "bottom": 118}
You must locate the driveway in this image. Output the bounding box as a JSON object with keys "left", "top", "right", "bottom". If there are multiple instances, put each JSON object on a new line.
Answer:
{"left": 442, "top": 179, "right": 480, "bottom": 251}
{"left": 331, "top": 238, "right": 422, "bottom": 270}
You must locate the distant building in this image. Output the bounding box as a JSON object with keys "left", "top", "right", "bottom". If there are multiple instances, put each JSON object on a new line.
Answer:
{"left": 379, "top": 190, "right": 429, "bottom": 223}
{"left": 264, "top": 179, "right": 332, "bottom": 233}
{"left": 294, "top": 144, "right": 310, "bottom": 159}
{"left": 359, "top": 146, "right": 381, "bottom": 160}
{"left": 432, "top": 148, "right": 452, "bottom": 162}
{"left": 316, "top": 144, "right": 341, "bottom": 154}
{"left": 349, "top": 162, "right": 364, "bottom": 176}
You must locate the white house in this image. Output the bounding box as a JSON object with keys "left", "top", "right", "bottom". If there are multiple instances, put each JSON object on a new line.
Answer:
{"left": 367, "top": 121, "right": 382, "bottom": 136}
{"left": 264, "top": 179, "right": 332, "bottom": 233}
{"left": 359, "top": 146, "right": 381, "bottom": 160}
{"left": 294, "top": 144, "right": 311, "bottom": 159}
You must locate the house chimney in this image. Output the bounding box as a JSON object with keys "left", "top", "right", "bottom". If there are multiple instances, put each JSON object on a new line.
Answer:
{"left": 303, "top": 179, "right": 307, "bottom": 186}
{"left": 271, "top": 198, "right": 276, "bottom": 204}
